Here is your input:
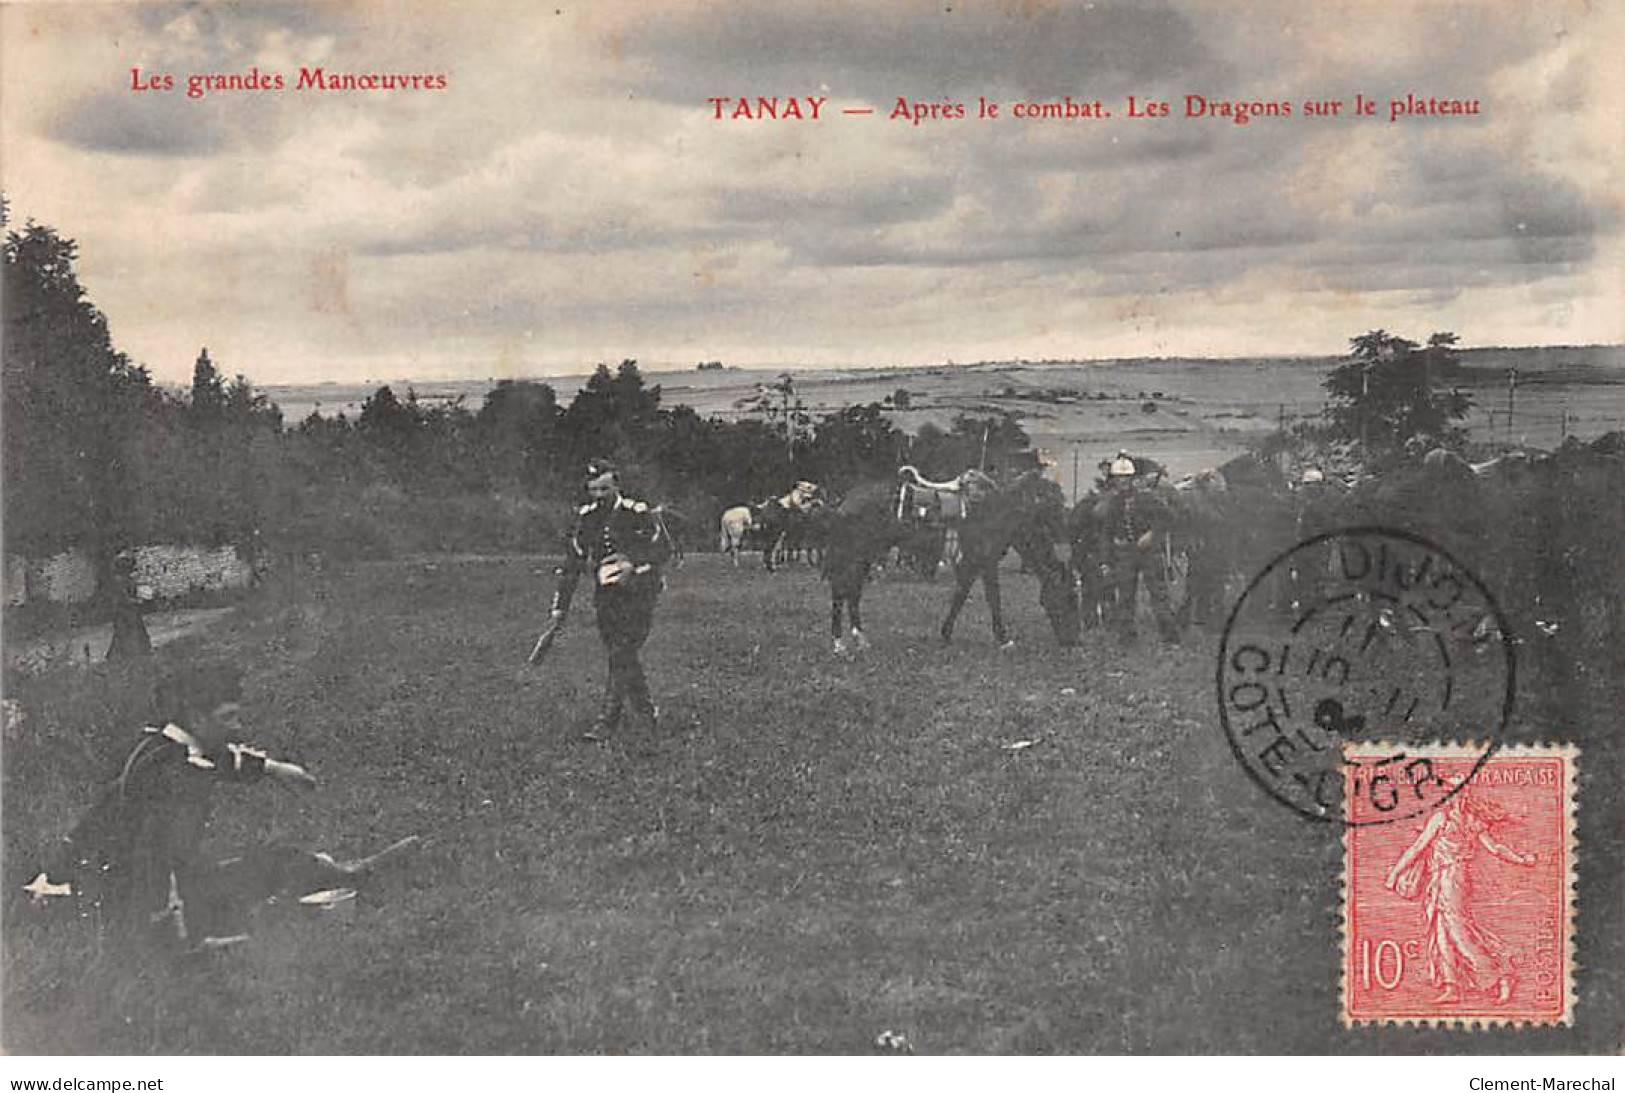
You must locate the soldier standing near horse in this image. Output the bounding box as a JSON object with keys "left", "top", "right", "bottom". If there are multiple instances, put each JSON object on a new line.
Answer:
{"left": 1097, "top": 454, "right": 1180, "bottom": 647}
{"left": 546, "top": 459, "right": 674, "bottom": 741}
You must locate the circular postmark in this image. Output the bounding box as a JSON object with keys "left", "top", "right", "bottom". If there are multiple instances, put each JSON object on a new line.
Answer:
{"left": 1216, "top": 526, "right": 1515, "bottom": 825}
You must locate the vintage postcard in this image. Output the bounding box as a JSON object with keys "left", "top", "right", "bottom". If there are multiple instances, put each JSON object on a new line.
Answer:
{"left": 1, "top": 0, "right": 1620, "bottom": 1063}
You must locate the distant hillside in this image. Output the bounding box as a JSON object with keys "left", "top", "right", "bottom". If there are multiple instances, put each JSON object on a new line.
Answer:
{"left": 1453, "top": 345, "right": 1625, "bottom": 384}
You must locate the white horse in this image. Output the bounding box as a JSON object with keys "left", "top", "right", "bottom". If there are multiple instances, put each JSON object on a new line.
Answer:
{"left": 718, "top": 506, "right": 754, "bottom": 566}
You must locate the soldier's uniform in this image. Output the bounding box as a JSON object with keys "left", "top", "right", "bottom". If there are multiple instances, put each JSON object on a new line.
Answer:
{"left": 1096, "top": 458, "right": 1179, "bottom": 645}
{"left": 52, "top": 721, "right": 303, "bottom": 942}
{"left": 1068, "top": 497, "right": 1109, "bottom": 628}
{"left": 551, "top": 465, "right": 673, "bottom": 735}
{"left": 21, "top": 663, "right": 419, "bottom": 949}
{"left": 1181, "top": 471, "right": 1230, "bottom": 628}
{"left": 1291, "top": 468, "right": 1341, "bottom": 609}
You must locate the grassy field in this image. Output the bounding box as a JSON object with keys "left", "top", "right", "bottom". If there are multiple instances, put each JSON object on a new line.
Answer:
{"left": 3, "top": 553, "right": 1619, "bottom": 1054}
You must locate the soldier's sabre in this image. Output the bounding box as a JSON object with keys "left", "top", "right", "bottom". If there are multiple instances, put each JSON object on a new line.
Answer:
{"left": 526, "top": 615, "right": 563, "bottom": 665}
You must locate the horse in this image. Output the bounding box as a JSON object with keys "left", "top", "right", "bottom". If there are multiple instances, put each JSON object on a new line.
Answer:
{"left": 938, "top": 470, "right": 1079, "bottom": 649}
{"left": 718, "top": 505, "right": 754, "bottom": 566}
{"left": 894, "top": 523, "right": 946, "bottom": 580}
{"left": 820, "top": 468, "right": 1079, "bottom": 654}
{"left": 780, "top": 498, "right": 828, "bottom": 568}
{"left": 752, "top": 488, "right": 826, "bottom": 571}
{"left": 750, "top": 499, "right": 793, "bottom": 570}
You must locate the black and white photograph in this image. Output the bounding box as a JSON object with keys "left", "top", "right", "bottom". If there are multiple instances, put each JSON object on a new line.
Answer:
{"left": 1, "top": 0, "right": 1621, "bottom": 1068}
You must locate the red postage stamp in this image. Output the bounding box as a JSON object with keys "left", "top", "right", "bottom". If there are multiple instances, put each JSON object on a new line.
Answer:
{"left": 1342, "top": 743, "right": 1577, "bottom": 1027}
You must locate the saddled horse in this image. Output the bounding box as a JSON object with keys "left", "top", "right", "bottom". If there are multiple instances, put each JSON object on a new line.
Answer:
{"left": 821, "top": 467, "right": 1079, "bottom": 654}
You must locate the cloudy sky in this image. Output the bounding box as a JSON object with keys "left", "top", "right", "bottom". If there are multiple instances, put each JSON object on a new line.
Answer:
{"left": 2, "top": 0, "right": 1620, "bottom": 384}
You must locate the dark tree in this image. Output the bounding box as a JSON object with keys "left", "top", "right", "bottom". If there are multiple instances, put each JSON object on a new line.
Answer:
{"left": 476, "top": 379, "right": 560, "bottom": 491}
{"left": 559, "top": 360, "right": 663, "bottom": 472}
{"left": 804, "top": 403, "right": 904, "bottom": 489}
{"left": 358, "top": 385, "right": 413, "bottom": 436}
{"left": 1324, "top": 329, "right": 1472, "bottom": 462}
{"left": 191, "top": 347, "right": 225, "bottom": 418}
{"left": 951, "top": 412, "right": 1036, "bottom": 475}
{"left": 2, "top": 221, "right": 154, "bottom": 571}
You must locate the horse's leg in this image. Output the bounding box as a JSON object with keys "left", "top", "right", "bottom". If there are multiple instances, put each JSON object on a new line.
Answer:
{"left": 982, "top": 564, "right": 1010, "bottom": 646}
{"left": 940, "top": 560, "right": 977, "bottom": 643}
{"left": 849, "top": 583, "right": 870, "bottom": 651}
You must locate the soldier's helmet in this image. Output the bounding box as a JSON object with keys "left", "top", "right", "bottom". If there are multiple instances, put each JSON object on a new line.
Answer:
{"left": 585, "top": 459, "right": 619, "bottom": 485}
{"left": 1108, "top": 455, "right": 1137, "bottom": 478}
{"left": 1300, "top": 467, "right": 1325, "bottom": 485}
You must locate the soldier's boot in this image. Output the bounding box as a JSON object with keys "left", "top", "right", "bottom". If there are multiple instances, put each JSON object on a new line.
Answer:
{"left": 629, "top": 696, "right": 659, "bottom": 734}
{"left": 585, "top": 685, "right": 622, "bottom": 743}
{"left": 1110, "top": 583, "right": 1138, "bottom": 648}
{"left": 625, "top": 667, "right": 659, "bottom": 734}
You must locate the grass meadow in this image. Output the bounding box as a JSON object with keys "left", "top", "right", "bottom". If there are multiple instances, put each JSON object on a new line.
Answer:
{"left": 3, "top": 553, "right": 1619, "bottom": 1053}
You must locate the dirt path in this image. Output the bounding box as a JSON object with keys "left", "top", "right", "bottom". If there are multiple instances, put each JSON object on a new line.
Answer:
{"left": 5, "top": 606, "right": 237, "bottom": 673}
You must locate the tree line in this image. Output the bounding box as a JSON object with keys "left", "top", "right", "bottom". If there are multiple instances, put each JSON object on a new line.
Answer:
{"left": 3, "top": 219, "right": 1036, "bottom": 577}
{"left": 5, "top": 211, "right": 1498, "bottom": 597}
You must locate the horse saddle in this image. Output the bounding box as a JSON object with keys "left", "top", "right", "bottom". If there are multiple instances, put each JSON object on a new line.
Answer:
{"left": 896, "top": 467, "right": 994, "bottom": 524}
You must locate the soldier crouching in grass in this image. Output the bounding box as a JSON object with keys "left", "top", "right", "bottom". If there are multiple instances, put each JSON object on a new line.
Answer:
{"left": 23, "top": 661, "right": 416, "bottom": 952}
{"left": 546, "top": 459, "right": 674, "bottom": 743}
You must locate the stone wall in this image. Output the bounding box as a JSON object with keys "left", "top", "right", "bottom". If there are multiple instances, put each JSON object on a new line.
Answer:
{"left": 3, "top": 545, "right": 255, "bottom": 607}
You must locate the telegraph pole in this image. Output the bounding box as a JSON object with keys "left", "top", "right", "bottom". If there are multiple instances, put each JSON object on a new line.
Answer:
{"left": 1506, "top": 366, "right": 1518, "bottom": 446}
{"left": 1360, "top": 364, "right": 1370, "bottom": 457}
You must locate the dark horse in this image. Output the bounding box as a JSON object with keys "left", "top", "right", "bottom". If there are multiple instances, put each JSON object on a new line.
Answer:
{"left": 820, "top": 470, "right": 1079, "bottom": 654}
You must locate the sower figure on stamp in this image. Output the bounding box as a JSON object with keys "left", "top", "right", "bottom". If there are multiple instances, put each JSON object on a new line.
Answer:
{"left": 1384, "top": 776, "right": 1537, "bottom": 1005}
{"left": 1096, "top": 454, "right": 1179, "bottom": 647}
{"left": 23, "top": 662, "right": 417, "bottom": 951}
{"left": 547, "top": 459, "right": 673, "bottom": 742}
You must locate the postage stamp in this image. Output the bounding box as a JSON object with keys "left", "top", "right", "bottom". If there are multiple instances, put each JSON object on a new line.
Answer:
{"left": 1341, "top": 742, "right": 1577, "bottom": 1027}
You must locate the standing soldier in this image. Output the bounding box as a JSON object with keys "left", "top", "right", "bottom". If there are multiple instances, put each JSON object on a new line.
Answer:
{"left": 1096, "top": 454, "right": 1180, "bottom": 646}
{"left": 547, "top": 460, "right": 674, "bottom": 741}
{"left": 1181, "top": 469, "right": 1230, "bottom": 630}
{"left": 1291, "top": 467, "right": 1339, "bottom": 609}
{"left": 106, "top": 553, "right": 153, "bottom": 662}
